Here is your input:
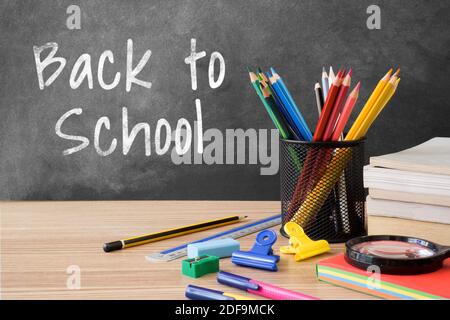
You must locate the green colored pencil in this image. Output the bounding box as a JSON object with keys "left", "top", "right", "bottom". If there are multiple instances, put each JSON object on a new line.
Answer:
{"left": 249, "top": 71, "right": 290, "bottom": 139}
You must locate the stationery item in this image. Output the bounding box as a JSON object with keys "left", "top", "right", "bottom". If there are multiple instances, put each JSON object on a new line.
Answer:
{"left": 217, "top": 271, "right": 319, "bottom": 300}
{"left": 321, "top": 67, "right": 329, "bottom": 100}
{"left": 269, "top": 68, "right": 313, "bottom": 141}
{"left": 323, "top": 69, "right": 352, "bottom": 141}
{"left": 313, "top": 69, "right": 343, "bottom": 141}
{"left": 181, "top": 255, "right": 219, "bottom": 278}
{"left": 331, "top": 82, "right": 360, "bottom": 140}
{"left": 103, "top": 215, "right": 246, "bottom": 252}
{"left": 264, "top": 85, "right": 301, "bottom": 141}
{"left": 367, "top": 196, "right": 450, "bottom": 224}
{"left": 286, "top": 70, "right": 344, "bottom": 215}
{"left": 346, "top": 235, "right": 450, "bottom": 274}
{"left": 348, "top": 72, "right": 400, "bottom": 140}
{"left": 185, "top": 284, "right": 251, "bottom": 300}
{"left": 346, "top": 68, "right": 392, "bottom": 140}
{"left": 291, "top": 69, "right": 400, "bottom": 226}
{"left": 249, "top": 72, "right": 291, "bottom": 139}
{"left": 263, "top": 72, "right": 301, "bottom": 141}
{"left": 268, "top": 76, "right": 304, "bottom": 139}
{"left": 280, "top": 222, "right": 330, "bottom": 261}
{"left": 370, "top": 137, "right": 450, "bottom": 175}
{"left": 146, "top": 215, "right": 281, "bottom": 262}
{"left": 260, "top": 83, "right": 300, "bottom": 140}
{"left": 328, "top": 66, "right": 335, "bottom": 88}
{"left": 317, "top": 253, "right": 450, "bottom": 300}
{"left": 281, "top": 138, "right": 366, "bottom": 241}
{"left": 314, "top": 83, "right": 324, "bottom": 114}
{"left": 231, "top": 230, "right": 280, "bottom": 271}
{"left": 187, "top": 238, "right": 240, "bottom": 259}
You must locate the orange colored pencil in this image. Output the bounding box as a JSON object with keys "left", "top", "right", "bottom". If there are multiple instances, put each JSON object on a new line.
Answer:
{"left": 313, "top": 69, "right": 343, "bottom": 141}
{"left": 332, "top": 82, "right": 361, "bottom": 141}
{"left": 323, "top": 69, "right": 352, "bottom": 141}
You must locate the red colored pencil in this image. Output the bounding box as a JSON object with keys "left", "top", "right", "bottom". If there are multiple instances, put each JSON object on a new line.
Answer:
{"left": 323, "top": 69, "right": 352, "bottom": 141}
{"left": 332, "top": 82, "right": 361, "bottom": 141}
{"left": 313, "top": 69, "right": 343, "bottom": 141}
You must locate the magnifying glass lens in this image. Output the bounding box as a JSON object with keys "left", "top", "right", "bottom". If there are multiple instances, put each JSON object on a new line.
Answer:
{"left": 351, "top": 240, "right": 435, "bottom": 259}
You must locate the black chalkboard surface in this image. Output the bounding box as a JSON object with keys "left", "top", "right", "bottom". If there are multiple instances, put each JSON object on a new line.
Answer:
{"left": 1, "top": 0, "right": 449, "bottom": 200}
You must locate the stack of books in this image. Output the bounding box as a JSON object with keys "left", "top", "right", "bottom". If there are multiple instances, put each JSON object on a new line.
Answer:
{"left": 364, "top": 137, "right": 450, "bottom": 224}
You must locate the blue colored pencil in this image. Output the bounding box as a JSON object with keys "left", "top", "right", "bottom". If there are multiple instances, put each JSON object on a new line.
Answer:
{"left": 269, "top": 78, "right": 305, "bottom": 139}
{"left": 264, "top": 72, "right": 301, "bottom": 140}
{"left": 269, "top": 68, "right": 313, "bottom": 141}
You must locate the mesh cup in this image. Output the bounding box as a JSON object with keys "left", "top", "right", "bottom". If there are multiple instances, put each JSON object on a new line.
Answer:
{"left": 280, "top": 138, "right": 367, "bottom": 243}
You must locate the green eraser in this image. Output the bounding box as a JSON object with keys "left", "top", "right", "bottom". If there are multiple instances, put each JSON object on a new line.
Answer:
{"left": 181, "top": 255, "right": 219, "bottom": 278}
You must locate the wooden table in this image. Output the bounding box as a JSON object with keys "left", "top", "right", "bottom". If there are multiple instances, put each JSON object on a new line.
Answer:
{"left": 1, "top": 201, "right": 449, "bottom": 300}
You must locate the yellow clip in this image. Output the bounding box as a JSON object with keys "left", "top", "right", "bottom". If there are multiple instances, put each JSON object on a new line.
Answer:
{"left": 280, "top": 222, "right": 330, "bottom": 261}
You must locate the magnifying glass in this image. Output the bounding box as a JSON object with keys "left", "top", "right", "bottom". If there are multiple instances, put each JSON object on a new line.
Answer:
{"left": 345, "top": 235, "right": 450, "bottom": 275}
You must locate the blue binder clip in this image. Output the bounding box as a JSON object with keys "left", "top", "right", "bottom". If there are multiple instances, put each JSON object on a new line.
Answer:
{"left": 231, "top": 230, "right": 280, "bottom": 271}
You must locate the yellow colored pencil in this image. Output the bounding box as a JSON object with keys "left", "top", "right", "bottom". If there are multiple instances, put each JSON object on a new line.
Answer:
{"left": 354, "top": 75, "right": 400, "bottom": 138}
{"left": 346, "top": 68, "right": 392, "bottom": 140}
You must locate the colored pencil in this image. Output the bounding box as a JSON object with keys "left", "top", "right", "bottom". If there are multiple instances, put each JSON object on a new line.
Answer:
{"left": 346, "top": 69, "right": 392, "bottom": 140}
{"left": 260, "top": 82, "right": 295, "bottom": 138}
{"left": 262, "top": 71, "right": 301, "bottom": 140}
{"left": 248, "top": 72, "right": 291, "bottom": 139}
{"left": 329, "top": 67, "right": 335, "bottom": 89}
{"left": 332, "top": 82, "right": 361, "bottom": 140}
{"left": 352, "top": 75, "right": 400, "bottom": 139}
{"left": 103, "top": 215, "right": 247, "bottom": 252}
{"left": 270, "top": 68, "right": 313, "bottom": 141}
{"left": 323, "top": 69, "right": 352, "bottom": 141}
{"left": 321, "top": 67, "right": 329, "bottom": 101}
{"left": 313, "top": 69, "right": 343, "bottom": 141}
{"left": 314, "top": 83, "right": 324, "bottom": 114}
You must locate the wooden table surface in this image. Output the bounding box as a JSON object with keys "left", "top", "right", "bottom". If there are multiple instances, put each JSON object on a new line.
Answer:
{"left": 1, "top": 201, "right": 450, "bottom": 300}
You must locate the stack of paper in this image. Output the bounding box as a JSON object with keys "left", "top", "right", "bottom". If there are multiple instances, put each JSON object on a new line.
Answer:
{"left": 365, "top": 137, "right": 450, "bottom": 224}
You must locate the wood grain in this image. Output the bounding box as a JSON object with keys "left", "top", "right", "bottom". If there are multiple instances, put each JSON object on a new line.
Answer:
{"left": 1, "top": 201, "right": 449, "bottom": 300}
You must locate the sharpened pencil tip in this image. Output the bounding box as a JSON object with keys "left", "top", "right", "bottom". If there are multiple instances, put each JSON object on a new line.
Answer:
{"left": 249, "top": 71, "right": 258, "bottom": 82}
{"left": 315, "top": 82, "right": 321, "bottom": 89}
{"left": 347, "top": 68, "right": 353, "bottom": 77}
{"left": 354, "top": 81, "right": 361, "bottom": 91}
{"left": 384, "top": 68, "right": 393, "bottom": 80}
{"left": 393, "top": 68, "right": 401, "bottom": 77}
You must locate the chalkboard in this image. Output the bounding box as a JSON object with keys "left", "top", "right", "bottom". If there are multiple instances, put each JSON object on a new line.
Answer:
{"left": 1, "top": 0, "right": 449, "bottom": 200}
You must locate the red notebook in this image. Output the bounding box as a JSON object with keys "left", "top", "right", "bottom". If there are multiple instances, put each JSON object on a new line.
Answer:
{"left": 316, "top": 254, "right": 450, "bottom": 299}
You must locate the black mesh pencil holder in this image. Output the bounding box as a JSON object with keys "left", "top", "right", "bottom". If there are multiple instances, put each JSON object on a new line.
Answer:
{"left": 280, "top": 138, "right": 367, "bottom": 243}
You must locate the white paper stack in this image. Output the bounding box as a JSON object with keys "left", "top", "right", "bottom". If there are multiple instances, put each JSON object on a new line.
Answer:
{"left": 365, "top": 137, "right": 450, "bottom": 224}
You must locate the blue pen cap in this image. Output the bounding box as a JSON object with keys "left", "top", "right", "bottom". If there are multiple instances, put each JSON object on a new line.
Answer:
{"left": 217, "top": 271, "right": 259, "bottom": 291}
{"left": 185, "top": 285, "right": 234, "bottom": 300}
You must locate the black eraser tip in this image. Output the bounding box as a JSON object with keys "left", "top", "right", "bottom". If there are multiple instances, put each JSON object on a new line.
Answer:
{"left": 103, "top": 241, "right": 122, "bottom": 252}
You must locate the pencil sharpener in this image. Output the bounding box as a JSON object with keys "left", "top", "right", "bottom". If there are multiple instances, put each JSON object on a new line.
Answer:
{"left": 181, "top": 255, "right": 219, "bottom": 278}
